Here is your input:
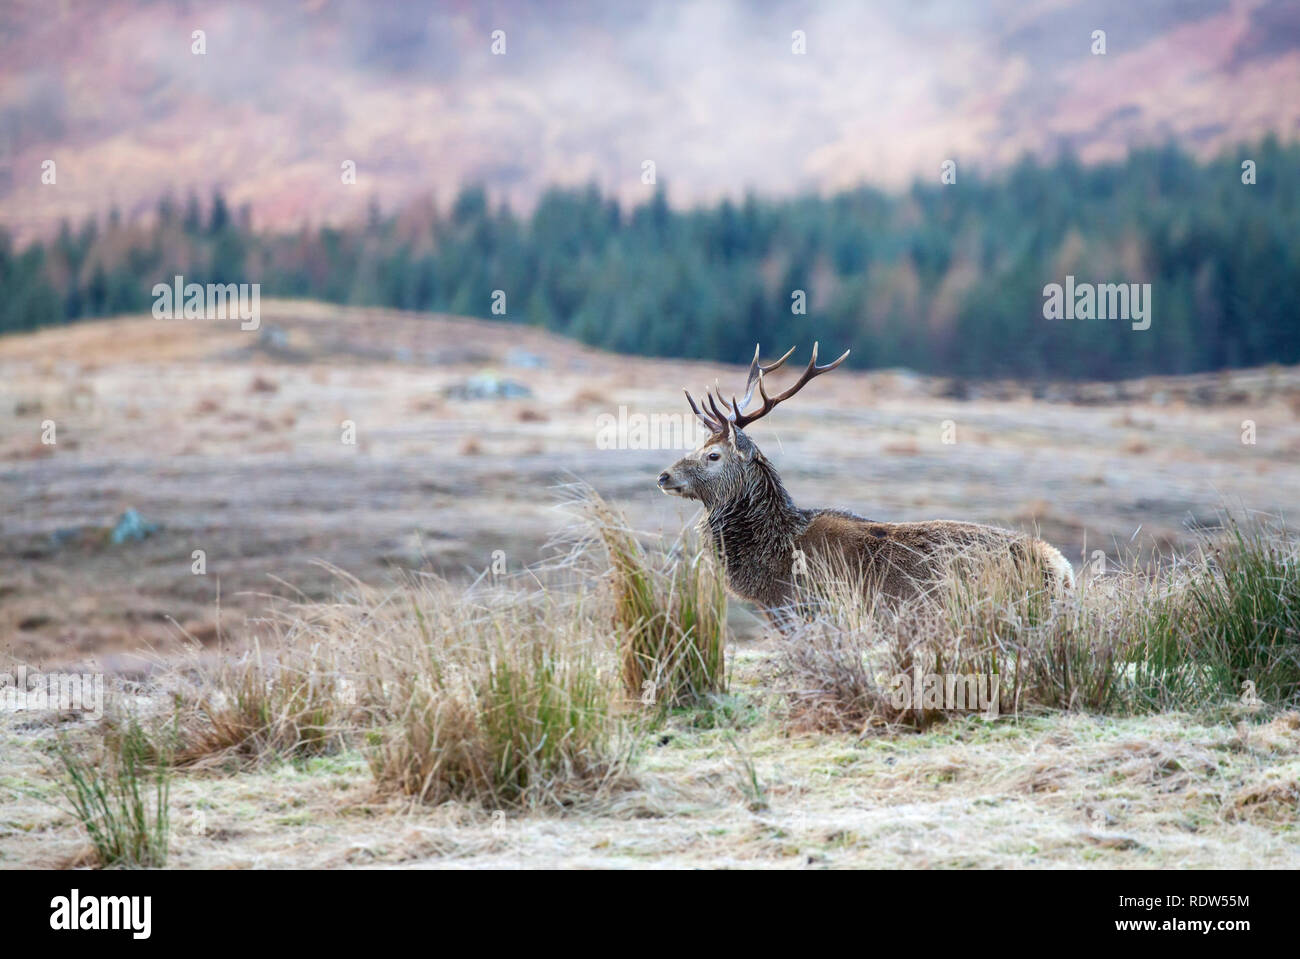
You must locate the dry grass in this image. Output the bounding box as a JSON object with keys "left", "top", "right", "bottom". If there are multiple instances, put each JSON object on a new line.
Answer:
{"left": 357, "top": 577, "right": 629, "bottom": 809}
{"left": 32, "top": 490, "right": 732, "bottom": 828}
{"left": 3, "top": 296, "right": 1299, "bottom": 866}
{"left": 774, "top": 516, "right": 1300, "bottom": 734}
{"left": 9, "top": 696, "right": 1297, "bottom": 868}
{"left": 142, "top": 569, "right": 633, "bottom": 810}
{"left": 7, "top": 502, "right": 1295, "bottom": 868}
{"left": 161, "top": 635, "right": 357, "bottom": 768}
{"left": 577, "top": 489, "right": 728, "bottom": 713}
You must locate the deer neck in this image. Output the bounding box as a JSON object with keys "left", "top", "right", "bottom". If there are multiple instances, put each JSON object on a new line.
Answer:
{"left": 704, "top": 456, "right": 804, "bottom": 579}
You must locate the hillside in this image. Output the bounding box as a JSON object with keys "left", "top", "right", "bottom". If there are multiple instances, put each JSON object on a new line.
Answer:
{"left": 6, "top": 0, "right": 1300, "bottom": 239}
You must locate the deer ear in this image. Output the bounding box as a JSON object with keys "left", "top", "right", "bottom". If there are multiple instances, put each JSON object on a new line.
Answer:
{"left": 727, "top": 427, "right": 752, "bottom": 458}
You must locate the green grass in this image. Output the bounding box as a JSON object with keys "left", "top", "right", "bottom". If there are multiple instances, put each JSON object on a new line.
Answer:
{"left": 725, "top": 734, "right": 769, "bottom": 812}
{"left": 1169, "top": 518, "right": 1300, "bottom": 706}
{"left": 54, "top": 718, "right": 170, "bottom": 868}
{"left": 479, "top": 638, "right": 617, "bottom": 803}
{"left": 584, "top": 491, "right": 728, "bottom": 714}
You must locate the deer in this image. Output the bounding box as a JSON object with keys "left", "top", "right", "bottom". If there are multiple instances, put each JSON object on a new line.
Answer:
{"left": 656, "top": 344, "right": 1074, "bottom": 630}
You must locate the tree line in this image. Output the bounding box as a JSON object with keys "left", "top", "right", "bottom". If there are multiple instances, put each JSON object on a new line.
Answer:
{"left": 2, "top": 137, "right": 1296, "bottom": 380}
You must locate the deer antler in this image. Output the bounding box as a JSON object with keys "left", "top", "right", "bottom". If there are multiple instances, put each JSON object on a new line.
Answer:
{"left": 684, "top": 343, "right": 849, "bottom": 434}
{"left": 685, "top": 343, "right": 792, "bottom": 434}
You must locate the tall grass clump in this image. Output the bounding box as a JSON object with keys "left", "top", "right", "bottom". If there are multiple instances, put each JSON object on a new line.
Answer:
{"left": 775, "top": 515, "right": 1300, "bottom": 732}
{"left": 1134, "top": 517, "right": 1300, "bottom": 710}
{"left": 932, "top": 544, "right": 1135, "bottom": 715}
{"left": 166, "top": 632, "right": 358, "bottom": 767}
{"left": 580, "top": 490, "right": 728, "bottom": 712}
{"left": 359, "top": 578, "right": 628, "bottom": 808}
{"left": 55, "top": 718, "right": 171, "bottom": 868}
{"left": 773, "top": 543, "right": 1104, "bottom": 731}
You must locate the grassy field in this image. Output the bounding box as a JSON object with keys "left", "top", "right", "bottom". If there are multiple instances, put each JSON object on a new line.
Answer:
{"left": 2, "top": 302, "right": 1299, "bottom": 868}
{"left": 4, "top": 300, "right": 1300, "bottom": 667}
{"left": 4, "top": 670, "right": 1298, "bottom": 868}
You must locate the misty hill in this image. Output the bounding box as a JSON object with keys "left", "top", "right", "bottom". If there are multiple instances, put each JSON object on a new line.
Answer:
{"left": 4, "top": 0, "right": 1300, "bottom": 236}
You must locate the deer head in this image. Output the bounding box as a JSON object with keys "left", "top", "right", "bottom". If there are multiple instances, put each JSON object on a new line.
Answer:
{"left": 656, "top": 343, "right": 849, "bottom": 507}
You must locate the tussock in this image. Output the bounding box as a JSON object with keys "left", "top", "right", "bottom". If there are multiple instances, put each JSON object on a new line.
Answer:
{"left": 162, "top": 567, "right": 632, "bottom": 809}
{"left": 571, "top": 488, "right": 729, "bottom": 713}
{"left": 775, "top": 514, "right": 1300, "bottom": 733}
{"left": 54, "top": 717, "right": 171, "bottom": 868}
{"left": 359, "top": 578, "right": 629, "bottom": 808}
{"left": 119, "top": 487, "right": 737, "bottom": 809}
{"left": 164, "top": 634, "right": 356, "bottom": 767}
{"left": 1225, "top": 779, "right": 1300, "bottom": 823}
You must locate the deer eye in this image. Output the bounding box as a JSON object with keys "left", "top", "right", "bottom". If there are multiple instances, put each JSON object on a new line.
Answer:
{"left": 707, "top": 451, "right": 721, "bottom": 461}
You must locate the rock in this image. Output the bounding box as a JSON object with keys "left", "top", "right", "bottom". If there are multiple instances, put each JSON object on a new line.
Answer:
{"left": 252, "top": 325, "right": 310, "bottom": 362}
{"left": 424, "top": 348, "right": 493, "bottom": 366}
{"left": 444, "top": 373, "right": 533, "bottom": 400}
{"left": 49, "top": 526, "right": 87, "bottom": 549}
{"left": 259, "top": 325, "right": 290, "bottom": 350}
{"left": 934, "top": 378, "right": 970, "bottom": 400}
{"left": 110, "top": 508, "right": 160, "bottom": 544}
{"left": 505, "top": 349, "right": 547, "bottom": 369}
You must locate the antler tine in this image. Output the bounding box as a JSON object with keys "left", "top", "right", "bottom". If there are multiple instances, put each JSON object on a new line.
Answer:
{"left": 731, "top": 341, "right": 851, "bottom": 430}
{"left": 711, "top": 380, "right": 733, "bottom": 414}
{"left": 763, "top": 344, "right": 798, "bottom": 374}
{"left": 737, "top": 344, "right": 763, "bottom": 409}
{"left": 683, "top": 387, "right": 722, "bottom": 432}
{"left": 764, "top": 341, "right": 852, "bottom": 403}
{"left": 705, "top": 391, "right": 733, "bottom": 433}
{"left": 734, "top": 344, "right": 796, "bottom": 417}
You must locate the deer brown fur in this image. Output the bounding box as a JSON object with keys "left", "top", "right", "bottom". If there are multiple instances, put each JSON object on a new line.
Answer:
{"left": 657, "top": 344, "right": 1074, "bottom": 628}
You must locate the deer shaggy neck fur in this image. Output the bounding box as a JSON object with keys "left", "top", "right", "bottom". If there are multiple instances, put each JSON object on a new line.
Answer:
{"left": 701, "top": 438, "right": 804, "bottom": 609}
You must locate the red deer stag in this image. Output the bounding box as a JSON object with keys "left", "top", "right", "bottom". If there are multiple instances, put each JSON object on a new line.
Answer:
{"left": 656, "top": 344, "right": 1074, "bottom": 628}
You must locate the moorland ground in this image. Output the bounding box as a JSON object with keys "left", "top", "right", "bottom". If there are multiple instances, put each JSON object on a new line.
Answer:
{"left": 2, "top": 301, "right": 1299, "bottom": 868}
